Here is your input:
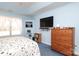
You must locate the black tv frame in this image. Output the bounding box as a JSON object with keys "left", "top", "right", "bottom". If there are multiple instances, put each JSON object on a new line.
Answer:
{"left": 40, "top": 16, "right": 53, "bottom": 29}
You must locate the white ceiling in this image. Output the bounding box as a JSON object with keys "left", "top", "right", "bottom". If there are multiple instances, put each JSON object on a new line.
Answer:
{"left": 0, "top": 2, "right": 70, "bottom": 16}
{"left": 0, "top": 2, "right": 36, "bottom": 15}
{"left": 16, "top": 2, "right": 35, "bottom": 7}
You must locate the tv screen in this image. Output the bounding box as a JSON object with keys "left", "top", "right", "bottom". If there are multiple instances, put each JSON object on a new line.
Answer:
{"left": 40, "top": 16, "right": 53, "bottom": 28}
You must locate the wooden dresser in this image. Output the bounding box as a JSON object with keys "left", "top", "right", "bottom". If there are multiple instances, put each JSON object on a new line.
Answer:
{"left": 51, "top": 27, "right": 75, "bottom": 56}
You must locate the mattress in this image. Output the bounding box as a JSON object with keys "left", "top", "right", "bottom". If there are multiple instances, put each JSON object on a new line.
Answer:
{"left": 0, "top": 36, "right": 40, "bottom": 56}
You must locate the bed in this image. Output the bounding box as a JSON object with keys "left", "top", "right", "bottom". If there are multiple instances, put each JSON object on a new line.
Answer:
{"left": 0, "top": 36, "right": 40, "bottom": 56}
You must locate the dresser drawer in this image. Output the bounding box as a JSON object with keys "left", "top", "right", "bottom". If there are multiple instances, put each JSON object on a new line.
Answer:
{"left": 52, "top": 43, "right": 61, "bottom": 52}
{"left": 63, "top": 49, "right": 73, "bottom": 56}
{"left": 60, "top": 40, "right": 72, "bottom": 44}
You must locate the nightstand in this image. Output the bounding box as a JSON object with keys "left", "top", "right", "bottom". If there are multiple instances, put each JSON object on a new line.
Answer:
{"left": 34, "top": 33, "right": 41, "bottom": 43}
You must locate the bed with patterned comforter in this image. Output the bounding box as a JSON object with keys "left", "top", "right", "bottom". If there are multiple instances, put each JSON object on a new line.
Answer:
{"left": 0, "top": 36, "right": 40, "bottom": 56}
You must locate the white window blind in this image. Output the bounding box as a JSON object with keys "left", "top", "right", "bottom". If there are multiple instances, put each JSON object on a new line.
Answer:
{"left": 11, "top": 18, "right": 22, "bottom": 35}
{"left": 0, "top": 16, "right": 22, "bottom": 36}
{"left": 0, "top": 16, "right": 10, "bottom": 36}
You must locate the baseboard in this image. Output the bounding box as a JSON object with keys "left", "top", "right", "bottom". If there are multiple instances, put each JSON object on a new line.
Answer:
{"left": 41, "top": 42, "right": 51, "bottom": 46}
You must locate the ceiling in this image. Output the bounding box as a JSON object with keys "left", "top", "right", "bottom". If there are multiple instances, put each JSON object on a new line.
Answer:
{"left": 0, "top": 2, "right": 70, "bottom": 16}
{"left": 15, "top": 2, "right": 35, "bottom": 7}
{"left": 0, "top": 2, "right": 36, "bottom": 16}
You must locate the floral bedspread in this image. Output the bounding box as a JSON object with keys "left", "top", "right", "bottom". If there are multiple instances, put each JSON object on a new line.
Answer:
{"left": 0, "top": 36, "right": 40, "bottom": 56}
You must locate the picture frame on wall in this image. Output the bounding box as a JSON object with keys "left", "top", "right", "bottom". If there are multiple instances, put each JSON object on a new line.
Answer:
{"left": 25, "top": 22, "right": 33, "bottom": 28}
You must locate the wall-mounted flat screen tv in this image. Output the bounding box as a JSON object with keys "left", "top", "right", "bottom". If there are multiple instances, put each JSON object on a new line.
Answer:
{"left": 40, "top": 16, "right": 53, "bottom": 29}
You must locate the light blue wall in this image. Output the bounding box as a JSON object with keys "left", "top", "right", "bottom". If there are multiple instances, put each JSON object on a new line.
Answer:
{"left": 33, "top": 3, "right": 79, "bottom": 54}
{"left": 22, "top": 16, "right": 34, "bottom": 37}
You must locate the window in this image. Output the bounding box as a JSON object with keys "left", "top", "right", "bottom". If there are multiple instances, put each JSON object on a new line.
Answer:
{"left": 0, "top": 16, "right": 22, "bottom": 36}
{"left": 11, "top": 18, "right": 22, "bottom": 35}
{"left": 0, "top": 16, "right": 10, "bottom": 36}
